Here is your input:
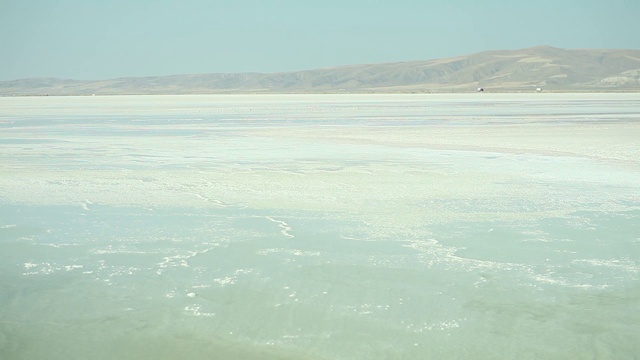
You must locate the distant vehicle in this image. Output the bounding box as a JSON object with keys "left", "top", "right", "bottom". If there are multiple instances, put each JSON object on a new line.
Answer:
{"left": 477, "top": 87, "right": 484, "bottom": 92}
{"left": 536, "top": 87, "right": 542, "bottom": 92}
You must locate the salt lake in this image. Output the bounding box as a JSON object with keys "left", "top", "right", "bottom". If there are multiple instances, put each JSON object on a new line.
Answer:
{"left": 1, "top": 93, "right": 639, "bottom": 359}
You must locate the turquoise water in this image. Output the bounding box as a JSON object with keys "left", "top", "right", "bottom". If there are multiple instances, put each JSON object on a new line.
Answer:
{"left": 1, "top": 94, "right": 639, "bottom": 359}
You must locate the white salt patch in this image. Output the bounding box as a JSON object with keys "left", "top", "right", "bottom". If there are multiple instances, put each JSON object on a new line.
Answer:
{"left": 192, "top": 284, "right": 211, "bottom": 289}
{"left": 213, "top": 276, "right": 236, "bottom": 286}
{"left": 257, "top": 248, "right": 320, "bottom": 256}
{"left": 184, "top": 305, "right": 215, "bottom": 317}
{"left": 22, "top": 262, "right": 55, "bottom": 275}
{"left": 64, "top": 265, "right": 83, "bottom": 271}
{"left": 265, "top": 216, "right": 294, "bottom": 238}
{"left": 573, "top": 258, "right": 639, "bottom": 274}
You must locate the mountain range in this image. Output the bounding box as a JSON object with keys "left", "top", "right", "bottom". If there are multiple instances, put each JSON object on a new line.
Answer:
{"left": 2, "top": 46, "right": 640, "bottom": 95}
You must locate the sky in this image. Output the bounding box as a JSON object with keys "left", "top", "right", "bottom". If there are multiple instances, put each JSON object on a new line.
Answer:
{"left": 1, "top": 0, "right": 639, "bottom": 81}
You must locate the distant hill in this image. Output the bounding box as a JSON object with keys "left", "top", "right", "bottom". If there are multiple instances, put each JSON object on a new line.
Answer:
{"left": 2, "top": 46, "right": 640, "bottom": 95}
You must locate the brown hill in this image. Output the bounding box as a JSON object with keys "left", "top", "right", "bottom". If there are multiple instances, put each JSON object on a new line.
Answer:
{"left": 2, "top": 46, "right": 640, "bottom": 95}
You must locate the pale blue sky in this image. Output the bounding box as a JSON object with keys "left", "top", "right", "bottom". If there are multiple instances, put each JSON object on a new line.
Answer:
{"left": 1, "top": 0, "right": 639, "bottom": 80}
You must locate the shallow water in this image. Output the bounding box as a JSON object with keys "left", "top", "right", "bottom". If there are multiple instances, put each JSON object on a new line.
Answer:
{"left": 1, "top": 94, "right": 639, "bottom": 359}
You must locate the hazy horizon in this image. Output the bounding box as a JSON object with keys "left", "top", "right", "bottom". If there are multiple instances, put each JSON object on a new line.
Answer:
{"left": 2, "top": 0, "right": 640, "bottom": 81}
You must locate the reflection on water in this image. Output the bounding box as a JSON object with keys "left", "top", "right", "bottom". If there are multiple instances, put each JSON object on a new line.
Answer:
{"left": 1, "top": 94, "right": 639, "bottom": 359}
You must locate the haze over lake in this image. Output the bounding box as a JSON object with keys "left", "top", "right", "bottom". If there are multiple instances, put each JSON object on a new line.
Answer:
{"left": 1, "top": 94, "right": 639, "bottom": 359}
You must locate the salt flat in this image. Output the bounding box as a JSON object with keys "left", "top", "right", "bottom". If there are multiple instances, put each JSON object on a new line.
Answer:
{"left": 1, "top": 94, "right": 639, "bottom": 359}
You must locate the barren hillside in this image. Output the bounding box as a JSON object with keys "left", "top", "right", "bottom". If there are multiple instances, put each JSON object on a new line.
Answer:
{"left": 2, "top": 46, "right": 639, "bottom": 95}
